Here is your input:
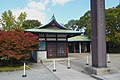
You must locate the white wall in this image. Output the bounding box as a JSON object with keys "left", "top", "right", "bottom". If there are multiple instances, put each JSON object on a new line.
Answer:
{"left": 37, "top": 51, "right": 47, "bottom": 62}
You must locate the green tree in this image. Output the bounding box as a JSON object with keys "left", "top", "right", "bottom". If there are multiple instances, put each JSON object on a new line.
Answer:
{"left": 0, "top": 10, "right": 27, "bottom": 31}
{"left": 65, "top": 6, "right": 120, "bottom": 38}
{"left": 65, "top": 11, "right": 91, "bottom": 36}
{"left": 78, "top": 11, "right": 91, "bottom": 37}
{"left": 22, "top": 20, "right": 42, "bottom": 29}
{"left": 65, "top": 5, "right": 120, "bottom": 52}
{"left": 0, "top": 10, "right": 15, "bottom": 31}
{"left": 15, "top": 12, "right": 27, "bottom": 28}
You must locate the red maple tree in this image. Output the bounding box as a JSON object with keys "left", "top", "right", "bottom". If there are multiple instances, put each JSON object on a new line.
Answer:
{"left": 0, "top": 31, "right": 40, "bottom": 61}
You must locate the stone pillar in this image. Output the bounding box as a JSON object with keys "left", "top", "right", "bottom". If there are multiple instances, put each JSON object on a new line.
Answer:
{"left": 91, "top": 0, "right": 107, "bottom": 68}
{"left": 84, "top": 0, "right": 116, "bottom": 75}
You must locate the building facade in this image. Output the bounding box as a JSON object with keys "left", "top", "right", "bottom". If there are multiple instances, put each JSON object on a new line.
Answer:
{"left": 25, "top": 16, "right": 81, "bottom": 62}
{"left": 68, "top": 36, "right": 91, "bottom": 53}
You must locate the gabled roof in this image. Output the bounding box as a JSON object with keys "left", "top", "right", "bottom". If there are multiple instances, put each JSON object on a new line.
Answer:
{"left": 25, "top": 15, "right": 81, "bottom": 36}
{"left": 68, "top": 35, "right": 91, "bottom": 42}
{"left": 38, "top": 15, "right": 68, "bottom": 30}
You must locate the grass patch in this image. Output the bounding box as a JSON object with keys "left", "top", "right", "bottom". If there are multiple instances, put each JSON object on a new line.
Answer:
{"left": 0, "top": 65, "right": 31, "bottom": 72}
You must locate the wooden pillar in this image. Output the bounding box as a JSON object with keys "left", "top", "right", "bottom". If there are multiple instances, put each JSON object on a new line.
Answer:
{"left": 91, "top": 0, "right": 107, "bottom": 68}
{"left": 45, "top": 35, "right": 47, "bottom": 50}
{"left": 79, "top": 42, "right": 81, "bottom": 53}
{"left": 66, "top": 38, "right": 68, "bottom": 57}
{"left": 90, "top": 43, "right": 92, "bottom": 53}
{"left": 56, "top": 35, "right": 57, "bottom": 57}
{"left": 74, "top": 42, "right": 76, "bottom": 53}
{"left": 45, "top": 35, "right": 48, "bottom": 58}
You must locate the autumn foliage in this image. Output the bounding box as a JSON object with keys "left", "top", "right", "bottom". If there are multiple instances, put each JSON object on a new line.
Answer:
{"left": 0, "top": 31, "right": 40, "bottom": 61}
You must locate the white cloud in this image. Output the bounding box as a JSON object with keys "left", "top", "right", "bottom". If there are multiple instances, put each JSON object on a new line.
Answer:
{"left": 42, "top": 0, "right": 49, "bottom": 5}
{"left": 28, "top": 1, "right": 46, "bottom": 11}
{"left": 12, "top": 0, "right": 72, "bottom": 24}
{"left": 51, "top": 0, "right": 71, "bottom": 5}
{"left": 27, "top": 0, "right": 72, "bottom": 6}
{"left": 13, "top": 0, "right": 47, "bottom": 24}
{"left": 13, "top": 7, "right": 46, "bottom": 24}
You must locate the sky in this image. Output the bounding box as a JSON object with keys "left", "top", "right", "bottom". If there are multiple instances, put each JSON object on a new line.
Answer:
{"left": 0, "top": 0, "right": 119, "bottom": 25}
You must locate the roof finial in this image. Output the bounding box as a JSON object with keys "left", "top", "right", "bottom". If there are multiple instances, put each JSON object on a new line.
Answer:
{"left": 51, "top": 14, "right": 55, "bottom": 20}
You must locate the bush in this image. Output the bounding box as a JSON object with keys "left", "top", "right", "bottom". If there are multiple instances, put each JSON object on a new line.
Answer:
{"left": 0, "top": 31, "right": 40, "bottom": 66}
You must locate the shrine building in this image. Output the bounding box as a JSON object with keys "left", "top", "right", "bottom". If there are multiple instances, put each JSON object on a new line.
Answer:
{"left": 25, "top": 15, "right": 90, "bottom": 62}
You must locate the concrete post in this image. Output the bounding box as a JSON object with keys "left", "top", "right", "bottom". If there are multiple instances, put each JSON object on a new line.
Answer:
{"left": 67, "top": 58, "right": 71, "bottom": 69}
{"left": 107, "top": 54, "right": 110, "bottom": 63}
{"left": 22, "top": 63, "right": 27, "bottom": 77}
{"left": 53, "top": 59, "right": 56, "bottom": 72}
{"left": 86, "top": 55, "right": 89, "bottom": 65}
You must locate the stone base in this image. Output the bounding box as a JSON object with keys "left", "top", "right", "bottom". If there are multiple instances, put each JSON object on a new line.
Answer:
{"left": 22, "top": 74, "right": 27, "bottom": 77}
{"left": 67, "top": 67, "right": 71, "bottom": 69}
{"left": 53, "top": 69, "right": 56, "bottom": 72}
{"left": 84, "top": 66, "right": 117, "bottom": 75}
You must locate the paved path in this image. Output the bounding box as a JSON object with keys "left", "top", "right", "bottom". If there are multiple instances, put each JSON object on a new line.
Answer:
{"left": 0, "top": 53, "right": 120, "bottom": 80}
{"left": 68, "top": 53, "right": 120, "bottom": 80}
{"left": 43, "top": 61, "right": 96, "bottom": 80}
{"left": 0, "top": 63, "right": 60, "bottom": 80}
{"left": 96, "top": 73, "right": 120, "bottom": 80}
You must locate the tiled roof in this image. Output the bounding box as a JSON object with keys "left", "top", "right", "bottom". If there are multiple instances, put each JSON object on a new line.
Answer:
{"left": 25, "top": 28, "right": 81, "bottom": 34}
{"left": 38, "top": 15, "right": 68, "bottom": 30}
{"left": 25, "top": 15, "right": 81, "bottom": 35}
{"left": 68, "top": 35, "right": 91, "bottom": 42}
